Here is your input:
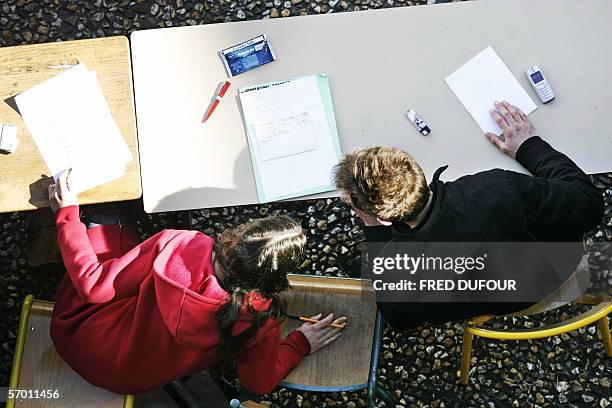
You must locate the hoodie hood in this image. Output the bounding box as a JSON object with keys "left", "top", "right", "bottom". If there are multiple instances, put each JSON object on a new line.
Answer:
{"left": 152, "top": 230, "right": 273, "bottom": 349}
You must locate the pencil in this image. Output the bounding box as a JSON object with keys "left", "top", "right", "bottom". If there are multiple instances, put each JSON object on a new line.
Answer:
{"left": 65, "top": 167, "right": 73, "bottom": 192}
{"left": 286, "top": 314, "right": 346, "bottom": 329}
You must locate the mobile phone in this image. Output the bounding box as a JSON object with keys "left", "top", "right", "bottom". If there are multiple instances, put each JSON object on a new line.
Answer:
{"left": 526, "top": 66, "right": 555, "bottom": 103}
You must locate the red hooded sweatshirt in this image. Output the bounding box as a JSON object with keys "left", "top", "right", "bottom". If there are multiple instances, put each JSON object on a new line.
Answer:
{"left": 50, "top": 206, "right": 310, "bottom": 395}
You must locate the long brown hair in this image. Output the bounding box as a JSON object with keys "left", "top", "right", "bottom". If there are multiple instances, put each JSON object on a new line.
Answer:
{"left": 214, "top": 215, "right": 306, "bottom": 361}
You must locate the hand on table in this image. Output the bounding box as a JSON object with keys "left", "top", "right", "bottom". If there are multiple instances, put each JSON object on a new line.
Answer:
{"left": 48, "top": 169, "right": 78, "bottom": 213}
{"left": 296, "top": 313, "right": 347, "bottom": 355}
{"left": 486, "top": 100, "right": 537, "bottom": 159}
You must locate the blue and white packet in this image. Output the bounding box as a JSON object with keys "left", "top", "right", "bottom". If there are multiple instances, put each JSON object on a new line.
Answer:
{"left": 219, "top": 34, "right": 277, "bottom": 77}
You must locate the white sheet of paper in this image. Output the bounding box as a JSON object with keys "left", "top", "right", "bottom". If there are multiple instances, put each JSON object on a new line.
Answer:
{"left": 15, "top": 64, "right": 132, "bottom": 193}
{"left": 63, "top": 164, "right": 127, "bottom": 195}
{"left": 445, "top": 46, "right": 538, "bottom": 135}
{"left": 239, "top": 75, "right": 339, "bottom": 202}
{"left": 253, "top": 111, "right": 317, "bottom": 161}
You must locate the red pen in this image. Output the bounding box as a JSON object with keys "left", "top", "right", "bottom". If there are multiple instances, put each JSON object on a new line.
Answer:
{"left": 203, "top": 81, "right": 231, "bottom": 123}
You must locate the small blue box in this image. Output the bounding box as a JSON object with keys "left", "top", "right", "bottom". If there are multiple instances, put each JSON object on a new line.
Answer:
{"left": 219, "top": 34, "right": 277, "bottom": 77}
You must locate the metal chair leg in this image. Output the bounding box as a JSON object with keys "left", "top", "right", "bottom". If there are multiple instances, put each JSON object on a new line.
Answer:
{"left": 598, "top": 316, "right": 612, "bottom": 357}
{"left": 459, "top": 328, "right": 473, "bottom": 385}
{"left": 123, "top": 394, "right": 135, "bottom": 408}
{"left": 367, "top": 310, "right": 383, "bottom": 408}
{"left": 375, "top": 387, "right": 395, "bottom": 406}
{"left": 367, "top": 310, "right": 395, "bottom": 408}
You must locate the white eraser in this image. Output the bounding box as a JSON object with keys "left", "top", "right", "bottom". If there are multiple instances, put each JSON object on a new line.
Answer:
{"left": 0, "top": 124, "right": 18, "bottom": 153}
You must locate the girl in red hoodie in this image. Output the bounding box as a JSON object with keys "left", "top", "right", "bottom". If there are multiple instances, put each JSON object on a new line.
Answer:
{"left": 48, "top": 170, "right": 346, "bottom": 395}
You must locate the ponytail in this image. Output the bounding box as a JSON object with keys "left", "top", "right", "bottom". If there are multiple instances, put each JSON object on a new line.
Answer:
{"left": 214, "top": 216, "right": 305, "bottom": 362}
{"left": 216, "top": 288, "right": 283, "bottom": 361}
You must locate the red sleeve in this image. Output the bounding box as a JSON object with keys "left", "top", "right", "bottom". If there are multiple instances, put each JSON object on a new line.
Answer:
{"left": 55, "top": 205, "right": 150, "bottom": 304}
{"left": 236, "top": 325, "right": 310, "bottom": 395}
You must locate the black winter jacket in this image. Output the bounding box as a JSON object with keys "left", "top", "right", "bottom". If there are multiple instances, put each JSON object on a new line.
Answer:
{"left": 364, "top": 137, "right": 604, "bottom": 329}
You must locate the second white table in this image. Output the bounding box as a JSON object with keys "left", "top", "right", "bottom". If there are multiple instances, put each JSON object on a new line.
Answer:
{"left": 131, "top": 0, "right": 612, "bottom": 213}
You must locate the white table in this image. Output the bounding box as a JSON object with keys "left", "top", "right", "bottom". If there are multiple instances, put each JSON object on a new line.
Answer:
{"left": 131, "top": 0, "right": 612, "bottom": 213}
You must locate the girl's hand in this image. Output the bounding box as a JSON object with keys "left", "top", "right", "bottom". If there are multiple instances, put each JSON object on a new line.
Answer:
{"left": 48, "top": 169, "right": 78, "bottom": 213}
{"left": 296, "top": 313, "right": 348, "bottom": 354}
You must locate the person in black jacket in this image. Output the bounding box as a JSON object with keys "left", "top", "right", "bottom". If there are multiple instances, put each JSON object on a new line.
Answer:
{"left": 333, "top": 100, "right": 604, "bottom": 329}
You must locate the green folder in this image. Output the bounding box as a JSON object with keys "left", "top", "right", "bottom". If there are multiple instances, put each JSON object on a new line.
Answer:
{"left": 239, "top": 74, "right": 342, "bottom": 203}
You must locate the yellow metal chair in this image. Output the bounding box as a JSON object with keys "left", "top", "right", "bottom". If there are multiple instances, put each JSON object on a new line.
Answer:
{"left": 8, "top": 295, "right": 134, "bottom": 408}
{"left": 459, "top": 300, "right": 612, "bottom": 385}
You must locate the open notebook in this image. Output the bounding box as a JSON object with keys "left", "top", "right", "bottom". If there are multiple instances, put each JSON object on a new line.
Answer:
{"left": 239, "top": 74, "right": 342, "bottom": 203}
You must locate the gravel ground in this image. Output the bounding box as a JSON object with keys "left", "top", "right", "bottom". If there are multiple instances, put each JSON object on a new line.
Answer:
{"left": 1, "top": 1, "right": 611, "bottom": 407}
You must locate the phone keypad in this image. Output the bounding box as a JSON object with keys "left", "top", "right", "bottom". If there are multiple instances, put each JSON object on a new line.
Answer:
{"left": 539, "top": 88, "right": 554, "bottom": 102}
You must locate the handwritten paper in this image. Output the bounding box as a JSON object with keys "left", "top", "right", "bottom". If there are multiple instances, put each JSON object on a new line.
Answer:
{"left": 253, "top": 112, "right": 317, "bottom": 161}
{"left": 15, "top": 64, "right": 132, "bottom": 193}
{"left": 445, "top": 46, "right": 537, "bottom": 135}
{"left": 239, "top": 75, "right": 341, "bottom": 202}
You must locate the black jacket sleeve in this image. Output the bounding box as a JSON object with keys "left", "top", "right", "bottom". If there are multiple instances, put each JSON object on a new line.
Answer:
{"left": 511, "top": 136, "right": 604, "bottom": 241}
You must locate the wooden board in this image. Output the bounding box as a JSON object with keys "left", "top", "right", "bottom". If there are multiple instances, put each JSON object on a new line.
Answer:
{"left": 131, "top": 0, "right": 612, "bottom": 212}
{"left": 0, "top": 37, "right": 140, "bottom": 213}
{"left": 16, "top": 301, "right": 127, "bottom": 407}
{"left": 280, "top": 275, "right": 377, "bottom": 391}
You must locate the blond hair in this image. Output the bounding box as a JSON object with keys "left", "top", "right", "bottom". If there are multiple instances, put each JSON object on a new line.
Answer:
{"left": 333, "top": 146, "right": 429, "bottom": 222}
